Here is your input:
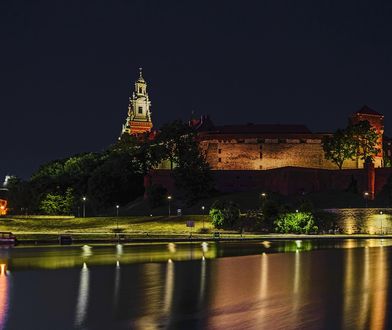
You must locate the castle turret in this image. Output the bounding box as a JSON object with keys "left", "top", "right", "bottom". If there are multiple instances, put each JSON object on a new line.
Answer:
{"left": 350, "top": 105, "right": 384, "bottom": 168}
{"left": 121, "top": 68, "right": 153, "bottom": 135}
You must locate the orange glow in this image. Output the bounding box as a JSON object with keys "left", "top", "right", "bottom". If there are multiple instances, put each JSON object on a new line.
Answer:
{"left": 0, "top": 263, "right": 9, "bottom": 329}
{"left": 0, "top": 200, "right": 7, "bottom": 216}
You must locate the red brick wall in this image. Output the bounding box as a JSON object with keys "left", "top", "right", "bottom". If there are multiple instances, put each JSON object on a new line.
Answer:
{"left": 147, "top": 167, "right": 392, "bottom": 196}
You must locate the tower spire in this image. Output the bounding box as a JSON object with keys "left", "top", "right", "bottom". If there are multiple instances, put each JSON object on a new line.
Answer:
{"left": 121, "top": 68, "right": 153, "bottom": 136}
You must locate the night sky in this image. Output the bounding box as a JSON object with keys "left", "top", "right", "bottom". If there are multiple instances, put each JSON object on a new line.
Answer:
{"left": 1, "top": 0, "right": 392, "bottom": 180}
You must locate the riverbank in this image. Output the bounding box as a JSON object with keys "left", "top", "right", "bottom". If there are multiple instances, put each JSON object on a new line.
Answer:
{"left": 2, "top": 214, "right": 392, "bottom": 244}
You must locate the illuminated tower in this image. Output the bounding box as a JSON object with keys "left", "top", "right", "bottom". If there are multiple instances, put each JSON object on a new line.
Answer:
{"left": 351, "top": 105, "right": 384, "bottom": 168}
{"left": 121, "top": 68, "right": 153, "bottom": 135}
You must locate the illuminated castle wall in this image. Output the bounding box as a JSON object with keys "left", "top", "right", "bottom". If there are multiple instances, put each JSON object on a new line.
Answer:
{"left": 120, "top": 72, "right": 384, "bottom": 172}
{"left": 155, "top": 106, "right": 385, "bottom": 171}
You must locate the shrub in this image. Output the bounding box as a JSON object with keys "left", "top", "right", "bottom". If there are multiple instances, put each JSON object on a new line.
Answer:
{"left": 209, "top": 200, "right": 240, "bottom": 229}
{"left": 274, "top": 212, "right": 318, "bottom": 234}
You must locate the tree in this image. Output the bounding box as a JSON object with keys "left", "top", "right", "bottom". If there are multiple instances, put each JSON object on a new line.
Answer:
{"left": 111, "top": 134, "right": 163, "bottom": 175}
{"left": 322, "top": 129, "right": 356, "bottom": 169}
{"left": 209, "top": 200, "right": 240, "bottom": 229}
{"left": 5, "top": 177, "right": 36, "bottom": 214}
{"left": 39, "top": 188, "right": 74, "bottom": 215}
{"left": 156, "top": 120, "right": 214, "bottom": 204}
{"left": 155, "top": 120, "right": 192, "bottom": 169}
{"left": 349, "top": 120, "right": 380, "bottom": 161}
{"left": 173, "top": 133, "right": 214, "bottom": 203}
{"left": 274, "top": 212, "right": 318, "bottom": 234}
{"left": 323, "top": 120, "right": 380, "bottom": 169}
{"left": 87, "top": 153, "right": 144, "bottom": 210}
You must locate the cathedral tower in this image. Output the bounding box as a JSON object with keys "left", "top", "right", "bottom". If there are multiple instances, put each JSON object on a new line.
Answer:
{"left": 121, "top": 68, "right": 153, "bottom": 135}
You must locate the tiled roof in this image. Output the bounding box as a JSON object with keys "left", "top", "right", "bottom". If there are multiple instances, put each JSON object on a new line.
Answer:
{"left": 211, "top": 123, "right": 312, "bottom": 134}
{"left": 355, "top": 105, "right": 383, "bottom": 116}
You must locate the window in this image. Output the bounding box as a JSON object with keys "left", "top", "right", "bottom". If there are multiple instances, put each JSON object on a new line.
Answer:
{"left": 218, "top": 149, "right": 221, "bottom": 154}
{"left": 260, "top": 152, "right": 263, "bottom": 159}
{"left": 218, "top": 158, "right": 221, "bottom": 163}
{"left": 138, "top": 106, "right": 143, "bottom": 114}
{"left": 139, "top": 87, "right": 142, "bottom": 93}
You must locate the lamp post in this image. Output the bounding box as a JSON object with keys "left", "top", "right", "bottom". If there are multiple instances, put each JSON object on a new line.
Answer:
{"left": 261, "top": 192, "right": 267, "bottom": 207}
{"left": 364, "top": 192, "right": 369, "bottom": 208}
{"left": 82, "top": 196, "right": 86, "bottom": 218}
{"left": 116, "top": 204, "right": 120, "bottom": 230}
{"left": 201, "top": 206, "right": 205, "bottom": 229}
{"left": 167, "top": 195, "right": 172, "bottom": 217}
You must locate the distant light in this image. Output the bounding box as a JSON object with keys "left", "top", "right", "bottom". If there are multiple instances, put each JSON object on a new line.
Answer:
{"left": 167, "top": 195, "right": 172, "bottom": 200}
{"left": 116, "top": 205, "right": 119, "bottom": 209}
{"left": 201, "top": 206, "right": 205, "bottom": 210}
{"left": 82, "top": 196, "right": 87, "bottom": 201}
{"left": 295, "top": 209, "right": 299, "bottom": 213}
{"left": 380, "top": 211, "right": 383, "bottom": 215}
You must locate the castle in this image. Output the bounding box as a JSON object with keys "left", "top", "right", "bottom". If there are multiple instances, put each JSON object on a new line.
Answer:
{"left": 122, "top": 70, "right": 390, "bottom": 198}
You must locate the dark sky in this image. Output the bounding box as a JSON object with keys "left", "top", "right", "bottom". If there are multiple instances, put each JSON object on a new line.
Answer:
{"left": 1, "top": 0, "right": 392, "bottom": 180}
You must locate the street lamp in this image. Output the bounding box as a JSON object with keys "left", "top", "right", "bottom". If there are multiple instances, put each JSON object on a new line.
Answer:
{"left": 167, "top": 195, "right": 172, "bottom": 217}
{"left": 82, "top": 196, "right": 86, "bottom": 218}
{"left": 201, "top": 206, "right": 205, "bottom": 229}
{"left": 116, "top": 205, "right": 120, "bottom": 230}
{"left": 364, "top": 192, "right": 369, "bottom": 208}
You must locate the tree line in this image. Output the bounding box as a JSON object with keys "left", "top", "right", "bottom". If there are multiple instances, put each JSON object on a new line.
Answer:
{"left": 6, "top": 120, "right": 213, "bottom": 215}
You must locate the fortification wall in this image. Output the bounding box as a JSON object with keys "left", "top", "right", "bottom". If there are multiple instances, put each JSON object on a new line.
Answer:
{"left": 147, "top": 167, "right": 392, "bottom": 197}
{"left": 199, "top": 139, "right": 359, "bottom": 170}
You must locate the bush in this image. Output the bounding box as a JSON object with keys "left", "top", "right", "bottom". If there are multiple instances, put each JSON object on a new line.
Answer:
{"left": 39, "top": 188, "right": 74, "bottom": 215}
{"left": 274, "top": 212, "right": 318, "bottom": 234}
{"left": 209, "top": 200, "right": 240, "bottom": 229}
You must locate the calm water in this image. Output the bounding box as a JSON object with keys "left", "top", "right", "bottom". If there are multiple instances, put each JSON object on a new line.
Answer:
{"left": 0, "top": 240, "right": 392, "bottom": 329}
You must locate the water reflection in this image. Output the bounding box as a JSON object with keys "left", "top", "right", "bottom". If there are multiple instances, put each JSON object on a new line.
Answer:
{"left": 0, "top": 264, "right": 9, "bottom": 329}
{"left": 1, "top": 241, "right": 392, "bottom": 329}
{"left": 74, "top": 262, "right": 90, "bottom": 328}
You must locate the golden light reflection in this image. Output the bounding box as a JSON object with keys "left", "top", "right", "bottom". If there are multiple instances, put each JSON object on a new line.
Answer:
{"left": 369, "top": 247, "right": 387, "bottom": 329}
{"left": 198, "top": 258, "right": 206, "bottom": 306}
{"left": 259, "top": 254, "right": 268, "bottom": 299}
{"left": 168, "top": 243, "right": 176, "bottom": 253}
{"left": 81, "top": 245, "right": 93, "bottom": 258}
{"left": 74, "top": 262, "right": 90, "bottom": 328}
{"left": 113, "top": 260, "right": 121, "bottom": 311}
{"left": 357, "top": 247, "right": 370, "bottom": 329}
{"left": 0, "top": 263, "right": 9, "bottom": 329}
{"left": 163, "top": 259, "right": 174, "bottom": 314}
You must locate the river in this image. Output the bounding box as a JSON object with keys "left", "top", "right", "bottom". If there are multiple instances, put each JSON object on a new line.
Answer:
{"left": 0, "top": 239, "right": 391, "bottom": 329}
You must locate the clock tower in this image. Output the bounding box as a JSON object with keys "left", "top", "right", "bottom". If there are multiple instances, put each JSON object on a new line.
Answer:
{"left": 121, "top": 68, "right": 153, "bottom": 135}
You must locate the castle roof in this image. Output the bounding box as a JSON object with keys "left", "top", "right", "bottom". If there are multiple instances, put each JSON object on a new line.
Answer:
{"left": 355, "top": 105, "right": 383, "bottom": 116}
{"left": 210, "top": 123, "right": 311, "bottom": 134}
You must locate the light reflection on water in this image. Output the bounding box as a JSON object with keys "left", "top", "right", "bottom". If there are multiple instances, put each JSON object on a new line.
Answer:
{"left": 0, "top": 240, "right": 392, "bottom": 329}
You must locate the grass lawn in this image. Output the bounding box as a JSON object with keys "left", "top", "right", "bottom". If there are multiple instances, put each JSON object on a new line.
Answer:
{"left": 0, "top": 215, "right": 215, "bottom": 238}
